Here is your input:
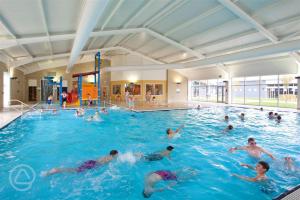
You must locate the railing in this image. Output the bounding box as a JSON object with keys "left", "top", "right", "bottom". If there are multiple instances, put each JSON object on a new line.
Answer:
{"left": 8, "top": 99, "right": 38, "bottom": 114}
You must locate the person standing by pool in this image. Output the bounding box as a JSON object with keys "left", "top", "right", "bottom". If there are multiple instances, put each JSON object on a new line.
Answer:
{"left": 44, "top": 150, "right": 118, "bottom": 176}
{"left": 136, "top": 146, "right": 174, "bottom": 161}
{"left": 87, "top": 93, "right": 93, "bottom": 107}
{"left": 125, "top": 89, "right": 130, "bottom": 104}
{"left": 166, "top": 125, "right": 184, "bottom": 138}
{"left": 142, "top": 168, "right": 198, "bottom": 198}
{"left": 232, "top": 161, "right": 270, "bottom": 182}
{"left": 47, "top": 95, "right": 53, "bottom": 109}
{"left": 145, "top": 90, "right": 151, "bottom": 103}
{"left": 128, "top": 94, "right": 135, "bottom": 110}
{"left": 229, "top": 138, "right": 275, "bottom": 160}
{"left": 61, "top": 91, "right": 68, "bottom": 109}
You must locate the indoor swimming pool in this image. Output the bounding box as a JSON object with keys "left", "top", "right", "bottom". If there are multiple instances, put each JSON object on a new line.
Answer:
{"left": 0, "top": 107, "right": 299, "bottom": 200}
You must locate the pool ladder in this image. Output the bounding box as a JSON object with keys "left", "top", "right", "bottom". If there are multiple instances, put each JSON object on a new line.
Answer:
{"left": 8, "top": 99, "right": 38, "bottom": 114}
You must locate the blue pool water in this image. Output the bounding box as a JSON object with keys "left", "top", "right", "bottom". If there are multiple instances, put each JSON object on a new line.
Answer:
{"left": 0, "top": 106, "right": 300, "bottom": 200}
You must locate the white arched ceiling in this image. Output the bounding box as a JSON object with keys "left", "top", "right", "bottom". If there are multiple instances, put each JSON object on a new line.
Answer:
{"left": 0, "top": 0, "right": 300, "bottom": 74}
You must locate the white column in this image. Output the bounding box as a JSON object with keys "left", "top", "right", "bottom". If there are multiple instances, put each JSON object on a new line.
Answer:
{"left": 296, "top": 76, "right": 300, "bottom": 110}
{"left": 224, "top": 81, "right": 229, "bottom": 104}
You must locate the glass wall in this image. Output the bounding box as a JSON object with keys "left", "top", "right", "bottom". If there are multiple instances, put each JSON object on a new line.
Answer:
{"left": 191, "top": 79, "right": 225, "bottom": 102}
{"left": 231, "top": 74, "right": 297, "bottom": 108}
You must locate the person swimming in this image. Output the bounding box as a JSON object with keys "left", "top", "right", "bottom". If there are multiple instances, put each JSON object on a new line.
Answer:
{"left": 260, "top": 107, "right": 263, "bottom": 111}
{"left": 166, "top": 125, "right": 184, "bottom": 138}
{"left": 223, "top": 125, "right": 233, "bottom": 133}
{"left": 229, "top": 138, "right": 275, "bottom": 160}
{"left": 101, "top": 108, "right": 108, "bottom": 114}
{"left": 44, "top": 150, "right": 118, "bottom": 176}
{"left": 196, "top": 105, "right": 201, "bottom": 110}
{"left": 47, "top": 95, "right": 53, "bottom": 108}
{"left": 276, "top": 115, "right": 281, "bottom": 123}
{"left": 75, "top": 108, "right": 85, "bottom": 117}
{"left": 268, "top": 112, "right": 274, "bottom": 119}
{"left": 137, "top": 146, "right": 174, "bottom": 161}
{"left": 224, "top": 115, "right": 229, "bottom": 122}
{"left": 240, "top": 113, "right": 245, "bottom": 121}
{"left": 142, "top": 168, "right": 198, "bottom": 198}
{"left": 232, "top": 161, "right": 270, "bottom": 182}
{"left": 86, "top": 111, "right": 100, "bottom": 121}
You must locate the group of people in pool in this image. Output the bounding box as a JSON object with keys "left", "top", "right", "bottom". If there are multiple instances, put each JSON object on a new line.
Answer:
{"left": 43, "top": 106, "right": 297, "bottom": 198}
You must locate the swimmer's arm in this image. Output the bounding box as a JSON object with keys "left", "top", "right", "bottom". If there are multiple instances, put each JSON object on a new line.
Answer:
{"left": 259, "top": 148, "right": 276, "bottom": 160}
{"left": 154, "top": 181, "right": 177, "bottom": 192}
{"left": 232, "top": 174, "right": 258, "bottom": 182}
{"left": 229, "top": 146, "right": 247, "bottom": 152}
{"left": 240, "top": 163, "right": 255, "bottom": 170}
{"left": 175, "top": 125, "right": 184, "bottom": 133}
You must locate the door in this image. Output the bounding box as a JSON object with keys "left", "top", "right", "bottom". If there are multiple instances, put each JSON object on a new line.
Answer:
{"left": 28, "top": 86, "right": 37, "bottom": 101}
{"left": 217, "top": 86, "right": 224, "bottom": 103}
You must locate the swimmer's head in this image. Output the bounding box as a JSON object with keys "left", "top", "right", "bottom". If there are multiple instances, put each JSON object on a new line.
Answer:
{"left": 256, "top": 161, "right": 269, "bottom": 173}
{"left": 268, "top": 112, "right": 273, "bottom": 116}
{"left": 260, "top": 107, "right": 263, "bottom": 111}
{"left": 166, "top": 128, "right": 171, "bottom": 135}
{"left": 225, "top": 115, "right": 229, "bottom": 120}
{"left": 167, "top": 146, "right": 174, "bottom": 151}
{"left": 248, "top": 138, "right": 256, "bottom": 146}
{"left": 241, "top": 113, "right": 245, "bottom": 117}
{"left": 277, "top": 115, "right": 281, "bottom": 121}
{"left": 228, "top": 125, "right": 233, "bottom": 130}
{"left": 142, "top": 189, "right": 152, "bottom": 198}
{"left": 110, "top": 150, "right": 118, "bottom": 157}
{"left": 274, "top": 113, "right": 278, "bottom": 116}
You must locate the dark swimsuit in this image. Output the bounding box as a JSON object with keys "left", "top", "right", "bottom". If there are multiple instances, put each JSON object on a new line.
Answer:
{"left": 144, "top": 154, "right": 164, "bottom": 161}
{"left": 76, "top": 160, "right": 98, "bottom": 172}
{"left": 155, "top": 170, "right": 177, "bottom": 181}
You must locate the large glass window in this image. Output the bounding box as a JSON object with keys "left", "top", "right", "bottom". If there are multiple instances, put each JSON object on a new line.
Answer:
{"left": 230, "top": 74, "right": 297, "bottom": 109}
{"left": 191, "top": 79, "right": 224, "bottom": 102}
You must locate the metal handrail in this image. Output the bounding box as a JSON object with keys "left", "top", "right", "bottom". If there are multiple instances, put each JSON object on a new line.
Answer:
{"left": 8, "top": 99, "right": 38, "bottom": 114}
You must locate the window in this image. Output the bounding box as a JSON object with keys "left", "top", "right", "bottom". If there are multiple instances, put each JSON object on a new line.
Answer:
{"left": 245, "top": 76, "right": 259, "bottom": 106}
{"left": 279, "top": 74, "right": 297, "bottom": 108}
{"left": 190, "top": 79, "right": 224, "bottom": 102}
{"left": 146, "top": 84, "right": 163, "bottom": 95}
{"left": 112, "top": 85, "right": 121, "bottom": 95}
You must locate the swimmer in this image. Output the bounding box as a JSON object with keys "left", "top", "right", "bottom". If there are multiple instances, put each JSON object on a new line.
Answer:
{"left": 166, "top": 125, "right": 184, "bottom": 138}
{"left": 47, "top": 95, "right": 53, "bottom": 109}
{"left": 223, "top": 125, "right": 233, "bottom": 133}
{"left": 224, "top": 115, "right": 229, "bottom": 122}
{"left": 101, "top": 108, "right": 108, "bottom": 114}
{"left": 75, "top": 108, "right": 84, "bottom": 117}
{"left": 276, "top": 115, "right": 281, "bottom": 123}
{"left": 61, "top": 91, "right": 68, "bottom": 109}
{"left": 229, "top": 138, "right": 275, "bottom": 160}
{"left": 44, "top": 150, "right": 118, "bottom": 176}
{"left": 87, "top": 93, "right": 93, "bottom": 107}
{"left": 239, "top": 113, "right": 245, "bottom": 121}
{"left": 268, "top": 112, "right": 274, "bottom": 119}
{"left": 136, "top": 146, "right": 174, "bottom": 161}
{"left": 232, "top": 161, "right": 270, "bottom": 182}
{"left": 143, "top": 168, "right": 197, "bottom": 198}
{"left": 86, "top": 111, "right": 100, "bottom": 121}
{"left": 196, "top": 105, "right": 201, "bottom": 110}
{"left": 260, "top": 107, "right": 263, "bottom": 111}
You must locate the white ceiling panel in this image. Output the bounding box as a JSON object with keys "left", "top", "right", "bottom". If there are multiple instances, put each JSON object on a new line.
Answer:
{"left": 24, "top": 42, "right": 50, "bottom": 57}
{"left": 0, "top": 0, "right": 46, "bottom": 37}
{"left": 51, "top": 40, "right": 73, "bottom": 54}
{"left": 5, "top": 46, "right": 30, "bottom": 58}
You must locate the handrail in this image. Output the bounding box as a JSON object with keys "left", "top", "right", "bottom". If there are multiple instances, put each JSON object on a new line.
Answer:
{"left": 8, "top": 99, "right": 38, "bottom": 114}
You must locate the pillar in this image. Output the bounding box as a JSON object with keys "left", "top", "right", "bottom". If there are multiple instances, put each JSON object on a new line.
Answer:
{"left": 223, "top": 81, "right": 229, "bottom": 104}
{"left": 296, "top": 76, "right": 300, "bottom": 110}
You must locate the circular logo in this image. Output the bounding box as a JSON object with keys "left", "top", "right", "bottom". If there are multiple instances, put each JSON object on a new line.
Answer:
{"left": 9, "top": 164, "right": 36, "bottom": 191}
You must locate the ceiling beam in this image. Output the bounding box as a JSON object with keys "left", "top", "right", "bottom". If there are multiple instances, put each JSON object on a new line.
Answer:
{"left": 118, "top": 46, "right": 164, "bottom": 64}
{"left": 67, "top": 0, "right": 110, "bottom": 72}
{"left": 143, "top": 0, "right": 188, "bottom": 27}
{"left": 101, "top": 0, "right": 125, "bottom": 30}
{"left": 217, "top": 0, "right": 279, "bottom": 43}
{"left": 103, "top": 38, "right": 300, "bottom": 72}
{"left": 39, "top": 0, "right": 53, "bottom": 55}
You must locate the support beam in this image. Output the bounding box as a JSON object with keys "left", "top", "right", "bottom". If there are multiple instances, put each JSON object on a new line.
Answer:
{"left": 217, "top": 0, "right": 278, "bottom": 43}
{"left": 39, "top": 0, "right": 53, "bottom": 55}
{"left": 118, "top": 46, "right": 164, "bottom": 64}
{"left": 101, "top": 0, "right": 124, "bottom": 30}
{"left": 67, "top": 0, "right": 110, "bottom": 72}
{"left": 290, "top": 52, "right": 300, "bottom": 65}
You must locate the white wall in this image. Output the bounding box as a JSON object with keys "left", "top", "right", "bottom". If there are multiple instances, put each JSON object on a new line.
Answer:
{"left": 111, "top": 70, "right": 167, "bottom": 81}
{"left": 168, "top": 70, "right": 188, "bottom": 103}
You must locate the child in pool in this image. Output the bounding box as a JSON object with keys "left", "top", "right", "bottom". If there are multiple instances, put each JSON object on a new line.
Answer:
{"left": 44, "top": 150, "right": 118, "bottom": 176}
{"left": 86, "top": 111, "right": 100, "bottom": 121}
{"left": 143, "top": 168, "right": 198, "bottom": 198}
{"left": 232, "top": 161, "right": 270, "bottom": 182}
{"left": 166, "top": 125, "right": 184, "bottom": 138}
{"left": 136, "top": 146, "right": 174, "bottom": 161}
{"left": 224, "top": 115, "right": 229, "bottom": 122}
{"left": 229, "top": 138, "right": 275, "bottom": 160}
{"left": 223, "top": 125, "right": 233, "bottom": 133}
{"left": 239, "top": 113, "right": 245, "bottom": 121}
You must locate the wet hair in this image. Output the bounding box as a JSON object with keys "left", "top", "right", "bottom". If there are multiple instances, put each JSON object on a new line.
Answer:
{"left": 248, "top": 138, "right": 255, "bottom": 143}
{"left": 258, "top": 161, "right": 270, "bottom": 172}
{"left": 274, "top": 113, "right": 278, "bottom": 116}
{"left": 167, "top": 146, "right": 174, "bottom": 151}
{"left": 268, "top": 112, "right": 273, "bottom": 116}
{"left": 277, "top": 115, "right": 281, "bottom": 120}
{"left": 260, "top": 107, "right": 263, "bottom": 111}
{"left": 225, "top": 115, "right": 229, "bottom": 119}
{"left": 110, "top": 150, "right": 118, "bottom": 156}
{"left": 228, "top": 125, "right": 233, "bottom": 130}
{"left": 166, "top": 128, "right": 171, "bottom": 134}
{"left": 241, "top": 113, "right": 245, "bottom": 116}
